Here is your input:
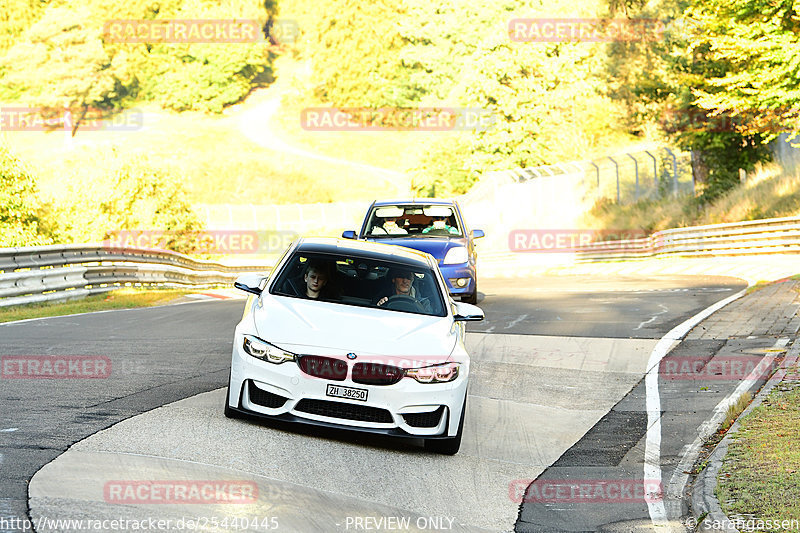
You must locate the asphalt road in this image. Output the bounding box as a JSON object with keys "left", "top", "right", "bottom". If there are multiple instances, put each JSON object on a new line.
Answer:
{"left": 0, "top": 274, "right": 747, "bottom": 532}
{"left": 0, "top": 301, "right": 244, "bottom": 533}
{"left": 476, "top": 275, "right": 744, "bottom": 338}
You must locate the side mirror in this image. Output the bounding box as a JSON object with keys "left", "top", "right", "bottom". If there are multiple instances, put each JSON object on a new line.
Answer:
{"left": 472, "top": 229, "right": 485, "bottom": 239}
{"left": 453, "top": 301, "right": 484, "bottom": 321}
{"left": 234, "top": 273, "right": 266, "bottom": 296}
{"left": 342, "top": 230, "right": 357, "bottom": 239}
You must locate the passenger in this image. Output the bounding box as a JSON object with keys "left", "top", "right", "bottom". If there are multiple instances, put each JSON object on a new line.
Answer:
{"left": 371, "top": 216, "right": 408, "bottom": 235}
{"left": 422, "top": 215, "right": 458, "bottom": 235}
{"left": 303, "top": 260, "right": 331, "bottom": 299}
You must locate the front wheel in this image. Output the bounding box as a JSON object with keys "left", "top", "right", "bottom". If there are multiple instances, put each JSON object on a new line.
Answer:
{"left": 424, "top": 399, "right": 465, "bottom": 455}
{"left": 461, "top": 282, "right": 478, "bottom": 304}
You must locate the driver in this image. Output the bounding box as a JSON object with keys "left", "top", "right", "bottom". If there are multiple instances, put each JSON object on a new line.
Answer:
{"left": 371, "top": 216, "right": 408, "bottom": 235}
{"left": 374, "top": 267, "right": 431, "bottom": 312}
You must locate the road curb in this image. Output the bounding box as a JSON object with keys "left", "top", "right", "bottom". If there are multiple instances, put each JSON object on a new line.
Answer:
{"left": 690, "top": 337, "right": 800, "bottom": 532}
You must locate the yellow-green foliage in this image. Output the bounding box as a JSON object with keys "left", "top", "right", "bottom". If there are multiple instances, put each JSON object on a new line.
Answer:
{"left": 280, "top": 0, "right": 635, "bottom": 197}
{"left": 0, "top": 144, "right": 56, "bottom": 246}
{"left": 0, "top": 0, "right": 275, "bottom": 118}
{"left": 1, "top": 143, "right": 202, "bottom": 249}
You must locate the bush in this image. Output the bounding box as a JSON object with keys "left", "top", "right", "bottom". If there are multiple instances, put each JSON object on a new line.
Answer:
{"left": 97, "top": 158, "right": 204, "bottom": 254}
{"left": 0, "top": 145, "right": 56, "bottom": 247}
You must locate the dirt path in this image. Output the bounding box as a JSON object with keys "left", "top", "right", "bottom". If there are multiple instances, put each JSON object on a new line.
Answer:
{"left": 234, "top": 78, "right": 411, "bottom": 196}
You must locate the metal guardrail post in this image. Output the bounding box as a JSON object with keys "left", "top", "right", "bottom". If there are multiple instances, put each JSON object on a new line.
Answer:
{"left": 626, "top": 153, "right": 639, "bottom": 200}
{"left": 608, "top": 156, "right": 620, "bottom": 203}
{"left": 663, "top": 147, "right": 679, "bottom": 196}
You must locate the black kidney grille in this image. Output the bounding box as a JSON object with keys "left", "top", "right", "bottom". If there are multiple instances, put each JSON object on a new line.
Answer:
{"left": 295, "top": 399, "right": 393, "bottom": 423}
{"left": 298, "top": 355, "right": 347, "bottom": 381}
{"left": 248, "top": 381, "right": 288, "bottom": 409}
{"left": 351, "top": 362, "right": 405, "bottom": 385}
{"left": 403, "top": 406, "right": 446, "bottom": 428}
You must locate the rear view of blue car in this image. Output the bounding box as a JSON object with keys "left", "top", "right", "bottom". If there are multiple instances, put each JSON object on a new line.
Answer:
{"left": 342, "top": 200, "right": 484, "bottom": 304}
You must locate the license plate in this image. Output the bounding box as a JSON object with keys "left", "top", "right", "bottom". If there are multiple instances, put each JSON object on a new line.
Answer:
{"left": 326, "top": 384, "right": 368, "bottom": 402}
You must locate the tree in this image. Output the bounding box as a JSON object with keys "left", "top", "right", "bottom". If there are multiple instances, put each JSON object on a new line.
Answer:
{"left": 603, "top": 0, "right": 775, "bottom": 200}
{"left": 0, "top": 6, "right": 127, "bottom": 136}
{"left": 687, "top": 0, "right": 800, "bottom": 141}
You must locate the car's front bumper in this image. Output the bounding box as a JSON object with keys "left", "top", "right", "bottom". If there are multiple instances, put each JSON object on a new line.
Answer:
{"left": 227, "top": 330, "right": 469, "bottom": 438}
{"left": 439, "top": 263, "right": 476, "bottom": 296}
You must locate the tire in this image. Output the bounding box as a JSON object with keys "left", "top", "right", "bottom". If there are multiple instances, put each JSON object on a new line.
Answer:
{"left": 461, "top": 283, "right": 478, "bottom": 304}
{"left": 424, "top": 398, "right": 466, "bottom": 455}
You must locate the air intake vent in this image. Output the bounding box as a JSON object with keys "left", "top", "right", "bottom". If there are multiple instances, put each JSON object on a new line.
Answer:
{"left": 295, "top": 399, "right": 393, "bottom": 423}
{"left": 248, "top": 381, "right": 288, "bottom": 408}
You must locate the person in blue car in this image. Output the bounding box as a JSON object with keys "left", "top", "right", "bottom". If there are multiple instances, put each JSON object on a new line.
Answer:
{"left": 370, "top": 215, "right": 408, "bottom": 235}
{"left": 422, "top": 215, "right": 459, "bottom": 235}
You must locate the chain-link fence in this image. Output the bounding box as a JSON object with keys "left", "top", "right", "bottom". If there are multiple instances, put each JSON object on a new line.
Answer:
{"left": 580, "top": 147, "right": 694, "bottom": 204}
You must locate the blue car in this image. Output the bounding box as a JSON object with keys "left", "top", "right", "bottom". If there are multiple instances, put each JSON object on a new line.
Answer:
{"left": 342, "top": 200, "right": 484, "bottom": 304}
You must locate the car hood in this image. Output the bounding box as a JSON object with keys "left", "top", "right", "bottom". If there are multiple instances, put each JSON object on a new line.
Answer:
{"left": 254, "top": 295, "right": 457, "bottom": 359}
{"left": 367, "top": 237, "right": 466, "bottom": 263}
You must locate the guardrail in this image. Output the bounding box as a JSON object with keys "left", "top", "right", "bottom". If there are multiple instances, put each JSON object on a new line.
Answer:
{"left": 576, "top": 215, "right": 800, "bottom": 262}
{"left": 0, "top": 245, "right": 272, "bottom": 308}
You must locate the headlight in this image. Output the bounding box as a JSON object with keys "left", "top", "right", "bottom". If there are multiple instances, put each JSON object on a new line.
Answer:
{"left": 405, "top": 363, "right": 460, "bottom": 383}
{"left": 443, "top": 246, "right": 468, "bottom": 265}
{"left": 243, "top": 335, "right": 296, "bottom": 364}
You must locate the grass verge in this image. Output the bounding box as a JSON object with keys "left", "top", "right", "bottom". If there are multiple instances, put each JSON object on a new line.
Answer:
{"left": 582, "top": 163, "right": 800, "bottom": 233}
{"left": 0, "top": 94, "right": 401, "bottom": 208}
{"left": 722, "top": 392, "right": 752, "bottom": 432}
{"left": 715, "top": 378, "right": 800, "bottom": 531}
{"left": 0, "top": 288, "right": 193, "bottom": 324}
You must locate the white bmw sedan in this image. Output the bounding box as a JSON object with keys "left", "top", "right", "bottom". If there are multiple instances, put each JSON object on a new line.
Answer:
{"left": 226, "top": 237, "right": 484, "bottom": 454}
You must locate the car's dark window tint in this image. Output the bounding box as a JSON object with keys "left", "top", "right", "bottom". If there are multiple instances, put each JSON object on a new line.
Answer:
{"left": 269, "top": 252, "right": 447, "bottom": 317}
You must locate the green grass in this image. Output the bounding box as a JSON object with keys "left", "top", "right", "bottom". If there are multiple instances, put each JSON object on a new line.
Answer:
{"left": 715, "top": 378, "right": 800, "bottom": 532}
{"left": 0, "top": 288, "right": 193, "bottom": 323}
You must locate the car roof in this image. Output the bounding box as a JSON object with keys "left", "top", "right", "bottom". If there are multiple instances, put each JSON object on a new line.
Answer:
{"left": 294, "top": 237, "right": 437, "bottom": 269}
{"left": 372, "top": 199, "right": 457, "bottom": 207}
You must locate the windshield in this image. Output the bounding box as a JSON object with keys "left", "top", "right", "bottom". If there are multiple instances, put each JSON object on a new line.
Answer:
{"left": 269, "top": 251, "right": 447, "bottom": 317}
{"left": 365, "top": 205, "right": 463, "bottom": 238}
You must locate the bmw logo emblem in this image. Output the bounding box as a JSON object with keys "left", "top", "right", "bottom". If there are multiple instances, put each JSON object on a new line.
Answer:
{"left": 346, "top": 353, "right": 357, "bottom": 360}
